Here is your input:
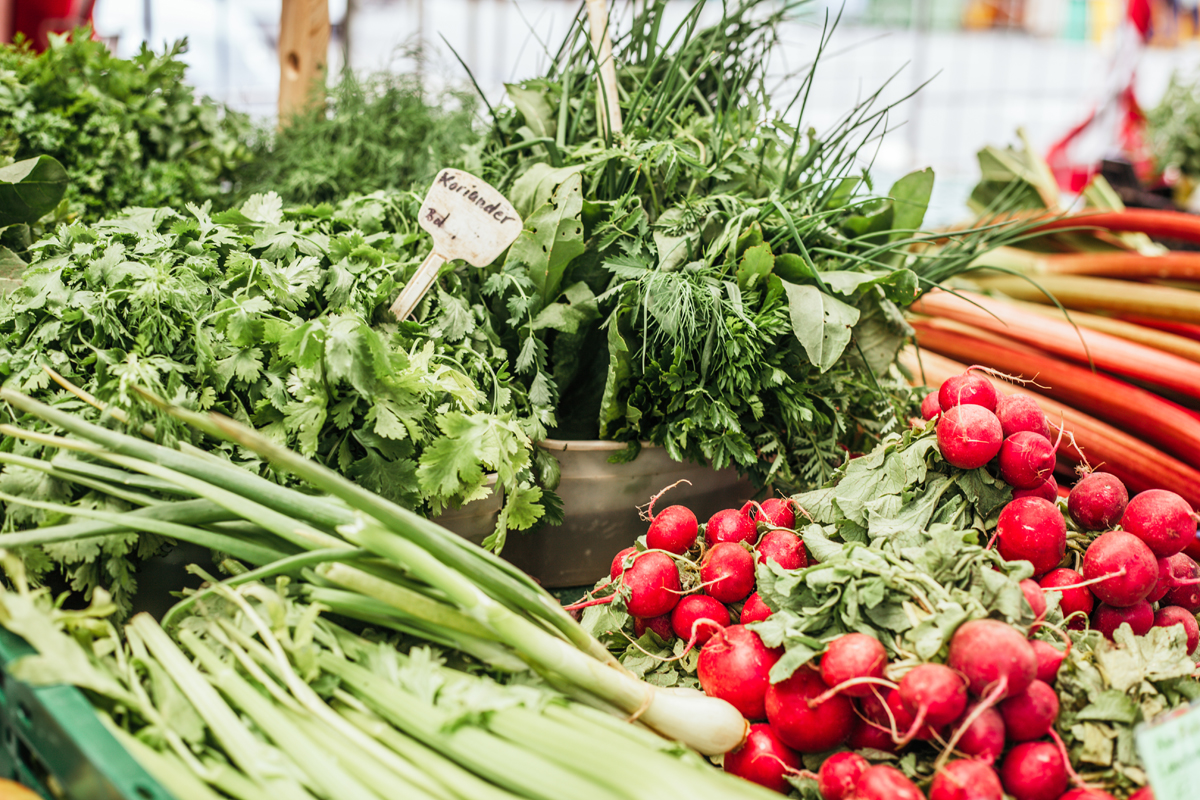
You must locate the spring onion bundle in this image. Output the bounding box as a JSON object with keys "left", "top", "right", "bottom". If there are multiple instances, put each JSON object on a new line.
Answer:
{"left": 0, "top": 381, "right": 777, "bottom": 785}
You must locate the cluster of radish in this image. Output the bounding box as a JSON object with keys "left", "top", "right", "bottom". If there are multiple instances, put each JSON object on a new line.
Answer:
{"left": 926, "top": 366, "right": 1200, "bottom": 655}
{"left": 578, "top": 490, "right": 807, "bottom": 662}
{"left": 718, "top": 617, "right": 1157, "bottom": 800}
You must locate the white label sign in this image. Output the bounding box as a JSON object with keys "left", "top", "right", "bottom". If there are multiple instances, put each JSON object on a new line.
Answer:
{"left": 390, "top": 169, "right": 523, "bottom": 320}
{"left": 419, "top": 168, "right": 522, "bottom": 267}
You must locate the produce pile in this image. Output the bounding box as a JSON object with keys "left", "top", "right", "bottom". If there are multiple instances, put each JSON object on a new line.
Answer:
{"left": 0, "top": 33, "right": 250, "bottom": 231}
{"left": 419, "top": 0, "right": 1014, "bottom": 490}
{"left": 910, "top": 138, "right": 1200, "bottom": 510}
{"left": 0, "top": 191, "right": 558, "bottom": 611}
{"left": 576, "top": 364, "right": 1198, "bottom": 799}
{"left": 0, "top": 386, "right": 778, "bottom": 800}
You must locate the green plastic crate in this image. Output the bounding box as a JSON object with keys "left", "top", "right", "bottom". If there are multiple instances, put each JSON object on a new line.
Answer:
{"left": 0, "top": 628, "right": 174, "bottom": 800}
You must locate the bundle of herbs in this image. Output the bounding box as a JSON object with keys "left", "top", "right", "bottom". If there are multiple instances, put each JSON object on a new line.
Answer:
{"left": 405, "top": 0, "right": 1020, "bottom": 492}
{"left": 0, "top": 190, "right": 556, "bottom": 612}
{"left": 238, "top": 66, "right": 482, "bottom": 206}
{"left": 0, "top": 33, "right": 251, "bottom": 234}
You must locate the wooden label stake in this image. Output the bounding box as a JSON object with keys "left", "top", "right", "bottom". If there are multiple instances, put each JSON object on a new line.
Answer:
{"left": 586, "top": 0, "right": 622, "bottom": 136}
{"left": 390, "top": 169, "right": 523, "bottom": 320}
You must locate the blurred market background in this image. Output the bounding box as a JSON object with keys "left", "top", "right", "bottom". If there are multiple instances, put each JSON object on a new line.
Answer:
{"left": 8, "top": 0, "right": 1200, "bottom": 222}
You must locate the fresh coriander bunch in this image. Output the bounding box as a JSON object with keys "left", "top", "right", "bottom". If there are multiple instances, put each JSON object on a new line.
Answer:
{"left": 0, "top": 191, "right": 552, "bottom": 611}
{"left": 0, "top": 32, "right": 251, "bottom": 226}
{"left": 238, "top": 66, "right": 481, "bottom": 206}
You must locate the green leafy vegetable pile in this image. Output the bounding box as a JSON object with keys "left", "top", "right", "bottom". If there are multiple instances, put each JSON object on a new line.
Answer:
{"left": 0, "top": 191, "right": 554, "bottom": 610}
{"left": 0, "top": 33, "right": 251, "bottom": 228}
{"left": 238, "top": 67, "right": 482, "bottom": 206}
{"left": 400, "top": 0, "right": 1016, "bottom": 492}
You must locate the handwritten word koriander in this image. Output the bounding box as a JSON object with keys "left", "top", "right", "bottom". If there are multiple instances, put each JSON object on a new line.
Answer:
{"left": 436, "top": 172, "right": 518, "bottom": 225}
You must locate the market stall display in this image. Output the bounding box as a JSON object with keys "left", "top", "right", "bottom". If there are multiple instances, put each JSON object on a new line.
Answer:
{"left": 0, "top": 1, "right": 1196, "bottom": 799}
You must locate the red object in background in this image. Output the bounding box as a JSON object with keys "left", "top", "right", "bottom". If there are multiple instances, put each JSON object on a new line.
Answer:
{"left": 12, "top": 0, "right": 94, "bottom": 51}
{"left": 1046, "top": 0, "right": 1154, "bottom": 192}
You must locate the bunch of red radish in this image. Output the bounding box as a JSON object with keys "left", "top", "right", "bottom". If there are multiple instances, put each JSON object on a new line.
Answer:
{"left": 926, "top": 366, "right": 1200, "bottom": 654}
{"left": 581, "top": 492, "right": 806, "bottom": 658}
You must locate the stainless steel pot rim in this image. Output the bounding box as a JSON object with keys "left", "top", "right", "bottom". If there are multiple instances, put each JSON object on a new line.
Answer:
{"left": 537, "top": 439, "right": 656, "bottom": 452}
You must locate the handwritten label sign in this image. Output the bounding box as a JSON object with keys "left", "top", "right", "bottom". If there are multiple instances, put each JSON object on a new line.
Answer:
{"left": 390, "top": 169, "right": 522, "bottom": 319}
{"left": 1136, "top": 699, "right": 1200, "bottom": 799}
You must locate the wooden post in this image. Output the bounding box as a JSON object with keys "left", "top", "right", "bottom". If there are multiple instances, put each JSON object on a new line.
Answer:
{"left": 278, "top": 0, "right": 330, "bottom": 125}
{"left": 585, "top": 0, "right": 622, "bottom": 137}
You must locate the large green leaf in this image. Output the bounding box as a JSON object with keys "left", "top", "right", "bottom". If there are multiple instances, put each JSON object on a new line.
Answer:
{"left": 888, "top": 168, "right": 934, "bottom": 240}
{"left": 0, "top": 156, "right": 68, "bottom": 228}
{"left": 782, "top": 281, "right": 861, "bottom": 372}
{"left": 504, "top": 83, "right": 557, "bottom": 140}
{"left": 507, "top": 173, "right": 586, "bottom": 304}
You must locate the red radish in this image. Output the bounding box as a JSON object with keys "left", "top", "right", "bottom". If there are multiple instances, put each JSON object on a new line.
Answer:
{"left": 1148, "top": 557, "right": 1172, "bottom": 604}
{"left": 947, "top": 619, "right": 1037, "bottom": 699}
{"left": 999, "top": 741, "right": 1068, "bottom": 800}
{"left": 955, "top": 701, "right": 1006, "bottom": 762}
{"left": 756, "top": 530, "right": 807, "bottom": 570}
{"left": 634, "top": 614, "right": 674, "bottom": 641}
{"left": 999, "top": 432, "right": 1057, "bottom": 490}
{"left": 1129, "top": 786, "right": 1155, "bottom": 800}
{"left": 610, "top": 546, "right": 637, "bottom": 579}
{"left": 764, "top": 664, "right": 855, "bottom": 753}
{"left": 700, "top": 543, "right": 756, "bottom": 603}
{"left": 697, "top": 625, "right": 779, "bottom": 720}
{"left": 998, "top": 680, "right": 1059, "bottom": 741}
{"left": 740, "top": 592, "right": 772, "bottom": 625}
{"left": 1153, "top": 605, "right": 1200, "bottom": 654}
{"left": 1091, "top": 600, "right": 1154, "bottom": 639}
{"left": 1039, "top": 568, "right": 1096, "bottom": 629}
{"left": 1030, "top": 640, "right": 1068, "bottom": 683}
{"left": 817, "top": 752, "right": 869, "bottom": 800}
{"left": 1058, "top": 790, "right": 1118, "bottom": 800}
{"left": 849, "top": 764, "right": 923, "bottom": 800}
{"left": 898, "top": 664, "right": 968, "bottom": 736}
{"left": 1013, "top": 475, "right": 1058, "bottom": 503}
{"left": 1163, "top": 552, "right": 1200, "bottom": 611}
{"left": 922, "top": 392, "right": 942, "bottom": 420}
{"left": 997, "top": 394, "right": 1052, "bottom": 440}
{"left": 670, "top": 594, "right": 728, "bottom": 646}
{"left": 646, "top": 505, "right": 699, "bottom": 555}
{"left": 1021, "top": 579, "right": 1048, "bottom": 620}
{"left": 929, "top": 759, "right": 1004, "bottom": 800}
{"left": 752, "top": 497, "right": 796, "bottom": 529}
{"left": 705, "top": 508, "right": 758, "bottom": 546}
{"left": 996, "top": 497, "right": 1067, "bottom": 577}
{"left": 1081, "top": 531, "right": 1157, "bottom": 607}
{"left": 722, "top": 723, "right": 801, "bottom": 794}
{"left": 847, "top": 713, "right": 897, "bottom": 752}
{"left": 819, "top": 633, "right": 888, "bottom": 698}
{"left": 1120, "top": 489, "right": 1197, "bottom": 558}
{"left": 623, "top": 552, "right": 683, "bottom": 618}
{"left": 1067, "top": 472, "right": 1129, "bottom": 531}
{"left": 886, "top": 687, "right": 940, "bottom": 741}
{"left": 937, "top": 404, "right": 1004, "bottom": 470}
{"left": 939, "top": 371, "right": 1000, "bottom": 413}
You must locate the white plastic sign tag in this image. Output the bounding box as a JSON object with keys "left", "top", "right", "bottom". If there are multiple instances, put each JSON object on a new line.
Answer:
{"left": 389, "top": 168, "right": 522, "bottom": 319}
{"left": 1135, "top": 699, "right": 1200, "bottom": 799}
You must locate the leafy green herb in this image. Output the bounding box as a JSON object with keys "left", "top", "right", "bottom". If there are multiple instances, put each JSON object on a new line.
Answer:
{"left": 0, "top": 191, "right": 548, "bottom": 610}
{"left": 0, "top": 33, "right": 250, "bottom": 225}
{"left": 238, "top": 66, "right": 481, "bottom": 206}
